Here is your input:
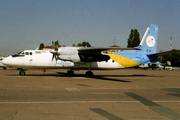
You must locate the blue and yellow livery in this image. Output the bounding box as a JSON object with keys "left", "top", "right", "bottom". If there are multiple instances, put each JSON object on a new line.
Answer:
{"left": 109, "top": 24, "right": 159, "bottom": 68}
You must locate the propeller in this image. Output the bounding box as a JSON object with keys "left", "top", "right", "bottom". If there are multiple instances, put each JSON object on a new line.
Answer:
{"left": 50, "top": 40, "right": 62, "bottom": 62}
{"left": 50, "top": 47, "right": 59, "bottom": 62}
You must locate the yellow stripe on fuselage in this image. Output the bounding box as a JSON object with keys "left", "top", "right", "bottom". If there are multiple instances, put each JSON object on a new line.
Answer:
{"left": 107, "top": 54, "right": 140, "bottom": 68}
{"left": 35, "top": 53, "right": 41, "bottom": 54}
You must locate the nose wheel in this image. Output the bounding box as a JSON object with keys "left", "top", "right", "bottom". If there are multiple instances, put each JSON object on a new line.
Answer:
{"left": 19, "top": 69, "right": 25, "bottom": 76}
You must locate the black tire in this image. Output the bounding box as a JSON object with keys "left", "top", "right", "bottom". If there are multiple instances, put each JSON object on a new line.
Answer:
{"left": 85, "top": 71, "right": 94, "bottom": 78}
{"left": 19, "top": 70, "right": 25, "bottom": 76}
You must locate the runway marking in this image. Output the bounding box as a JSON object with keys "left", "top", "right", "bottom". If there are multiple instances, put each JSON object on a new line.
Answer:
{"left": 0, "top": 101, "right": 139, "bottom": 104}
{"left": 0, "top": 101, "right": 180, "bottom": 104}
{"left": 72, "top": 77, "right": 92, "bottom": 79}
{"left": 65, "top": 88, "right": 80, "bottom": 91}
{"left": 39, "top": 86, "right": 52, "bottom": 89}
{"left": 15, "top": 85, "right": 27, "bottom": 88}
{"left": 125, "top": 92, "right": 180, "bottom": 120}
{"left": 90, "top": 93, "right": 118, "bottom": 94}
{"left": 80, "top": 87, "right": 153, "bottom": 89}
{"left": 90, "top": 108, "right": 123, "bottom": 120}
{"left": 14, "top": 76, "right": 29, "bottom": 77}
{"left": 91, "top": 108, "right": 123, "bottom": 120}
{"left": 77, "top": 84, "right": 91, "bottom": 87}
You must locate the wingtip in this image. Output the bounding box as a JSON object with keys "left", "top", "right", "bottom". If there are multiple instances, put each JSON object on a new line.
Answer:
{"left": 134, "top": 48, "right": 141, "bottom": 50}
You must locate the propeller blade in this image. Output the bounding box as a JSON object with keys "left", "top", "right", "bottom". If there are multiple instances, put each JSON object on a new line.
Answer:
{"left": 50, "top": 48, "right": 59, "bottom": 62}
{"left": 52, "top": 54, "right": 55, "bottom": 61}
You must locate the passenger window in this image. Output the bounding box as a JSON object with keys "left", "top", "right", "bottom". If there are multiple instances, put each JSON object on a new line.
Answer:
{"left": 30, "top": 52, "right": 33, "bottom": 55}
{"left": 25, "top": 52, "right": 29, "bottom": 55}
{"left": 112, "top": 60, "right": 114, "bottom": 63}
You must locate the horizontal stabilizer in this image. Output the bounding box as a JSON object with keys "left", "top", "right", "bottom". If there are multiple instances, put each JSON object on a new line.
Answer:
{"left": 148, "top": 50, "right": 177, "bottom": 57}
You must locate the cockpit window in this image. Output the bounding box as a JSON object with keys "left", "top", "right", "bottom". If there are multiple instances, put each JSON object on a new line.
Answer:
{"left": 17, "top": 51, "right": 21, "bottom": 54}
{"left": 12, "top": 51, "right": 33, "bottom": 57}
{"left": 12, "top": 51, "right": 25, "bottom": 57}
{"left": 17, "top": 51, "right": 25, "bottom": 55}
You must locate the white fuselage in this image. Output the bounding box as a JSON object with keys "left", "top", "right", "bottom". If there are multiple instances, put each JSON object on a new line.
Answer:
{"left": 2, "top": 50, "right": 123, "bottom": 70}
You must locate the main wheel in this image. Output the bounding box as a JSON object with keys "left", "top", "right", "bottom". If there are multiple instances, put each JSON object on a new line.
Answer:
{"left": 85, "top": 71, "right": 94, "bottom": 78}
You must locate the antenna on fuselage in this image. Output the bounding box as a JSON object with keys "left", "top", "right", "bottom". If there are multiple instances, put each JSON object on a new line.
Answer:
{"left": 114, "top": 36, "right": 116, "bottom": 46}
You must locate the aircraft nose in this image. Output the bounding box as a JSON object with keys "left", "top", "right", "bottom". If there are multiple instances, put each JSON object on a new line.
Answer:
{"left": 2, "top": 56, "right": 12, "bottom": 66}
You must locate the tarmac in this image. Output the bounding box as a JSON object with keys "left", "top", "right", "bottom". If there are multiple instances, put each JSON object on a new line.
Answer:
{"left": 0, "top": 68, "right": 180, "bottom": 120}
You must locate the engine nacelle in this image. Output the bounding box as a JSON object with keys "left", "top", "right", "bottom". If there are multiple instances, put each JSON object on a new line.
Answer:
{"left": 58, "top": 54, "right": 81, "bottom": 62}
{"left": 55, "top": 47, "right": 81, "bottom": 62}
{"left": 58, "top": 47, "right": 79, "bottom": 55}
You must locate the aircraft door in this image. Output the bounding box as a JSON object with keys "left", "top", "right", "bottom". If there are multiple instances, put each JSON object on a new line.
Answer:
{"left": 29, "top": 52, "right": 33, "bottom": 64}
{"left": 29, "top": 58, "right": 33, "bottom": 64}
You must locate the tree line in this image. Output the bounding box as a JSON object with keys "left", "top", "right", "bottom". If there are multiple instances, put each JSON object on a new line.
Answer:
{"left": 162, "top": 50, "right": 180, "bottom": 66}
{"left": 39, "top": 40, "right": 91, "bottom": 50}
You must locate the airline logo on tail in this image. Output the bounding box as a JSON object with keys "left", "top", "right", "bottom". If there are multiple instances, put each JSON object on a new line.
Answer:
{"left": 146, "top": 35, "right": 156, "bottom": 47}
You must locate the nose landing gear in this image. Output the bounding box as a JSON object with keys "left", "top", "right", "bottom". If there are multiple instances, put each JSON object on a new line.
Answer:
{"left": 19, "top": 69, "right": 25, "bottom": 76}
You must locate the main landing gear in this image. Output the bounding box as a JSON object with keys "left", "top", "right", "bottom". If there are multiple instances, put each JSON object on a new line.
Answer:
{"left": 66, "top": 62, "right": 94, "bottom": 78}
{"left": 19, "top": 68, "right": 25, "bottom": 76}
{"left": 85, "top": 71, "right": 93, "bottom": 78}
{"left": 85, "top": 62, "right": 94, "bottom": 78}
{"left": 66, "top": 70, "right": 93, "bottom": 78}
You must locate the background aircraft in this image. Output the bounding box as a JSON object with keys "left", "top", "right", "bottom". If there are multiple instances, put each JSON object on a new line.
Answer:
{"left": 2, "top": 24, "right": 175, "bottom": 77}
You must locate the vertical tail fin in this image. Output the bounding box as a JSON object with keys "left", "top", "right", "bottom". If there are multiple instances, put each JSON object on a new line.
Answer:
{"left": 136, "top": 24, "right": 158, "bottom": 54}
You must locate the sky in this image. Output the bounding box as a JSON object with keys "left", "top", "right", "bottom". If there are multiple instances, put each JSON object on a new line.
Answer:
{"left": 0, "top": 0, "right": 180, "bottom": 55}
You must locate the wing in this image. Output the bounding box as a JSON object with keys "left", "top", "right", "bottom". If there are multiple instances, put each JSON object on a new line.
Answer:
{"left": 78, "top": 47, "right": 140, "bottom": 62}
{"left": 148, "top": 50, "right": 177, "bottom": 57}
{"left": 78, "top": 47, "right": 140, "bottom": 53}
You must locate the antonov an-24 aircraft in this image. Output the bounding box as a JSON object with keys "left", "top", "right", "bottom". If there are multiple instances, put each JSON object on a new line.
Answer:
{"left": 2, "top": 24, "right": 175, "bottom": 77}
